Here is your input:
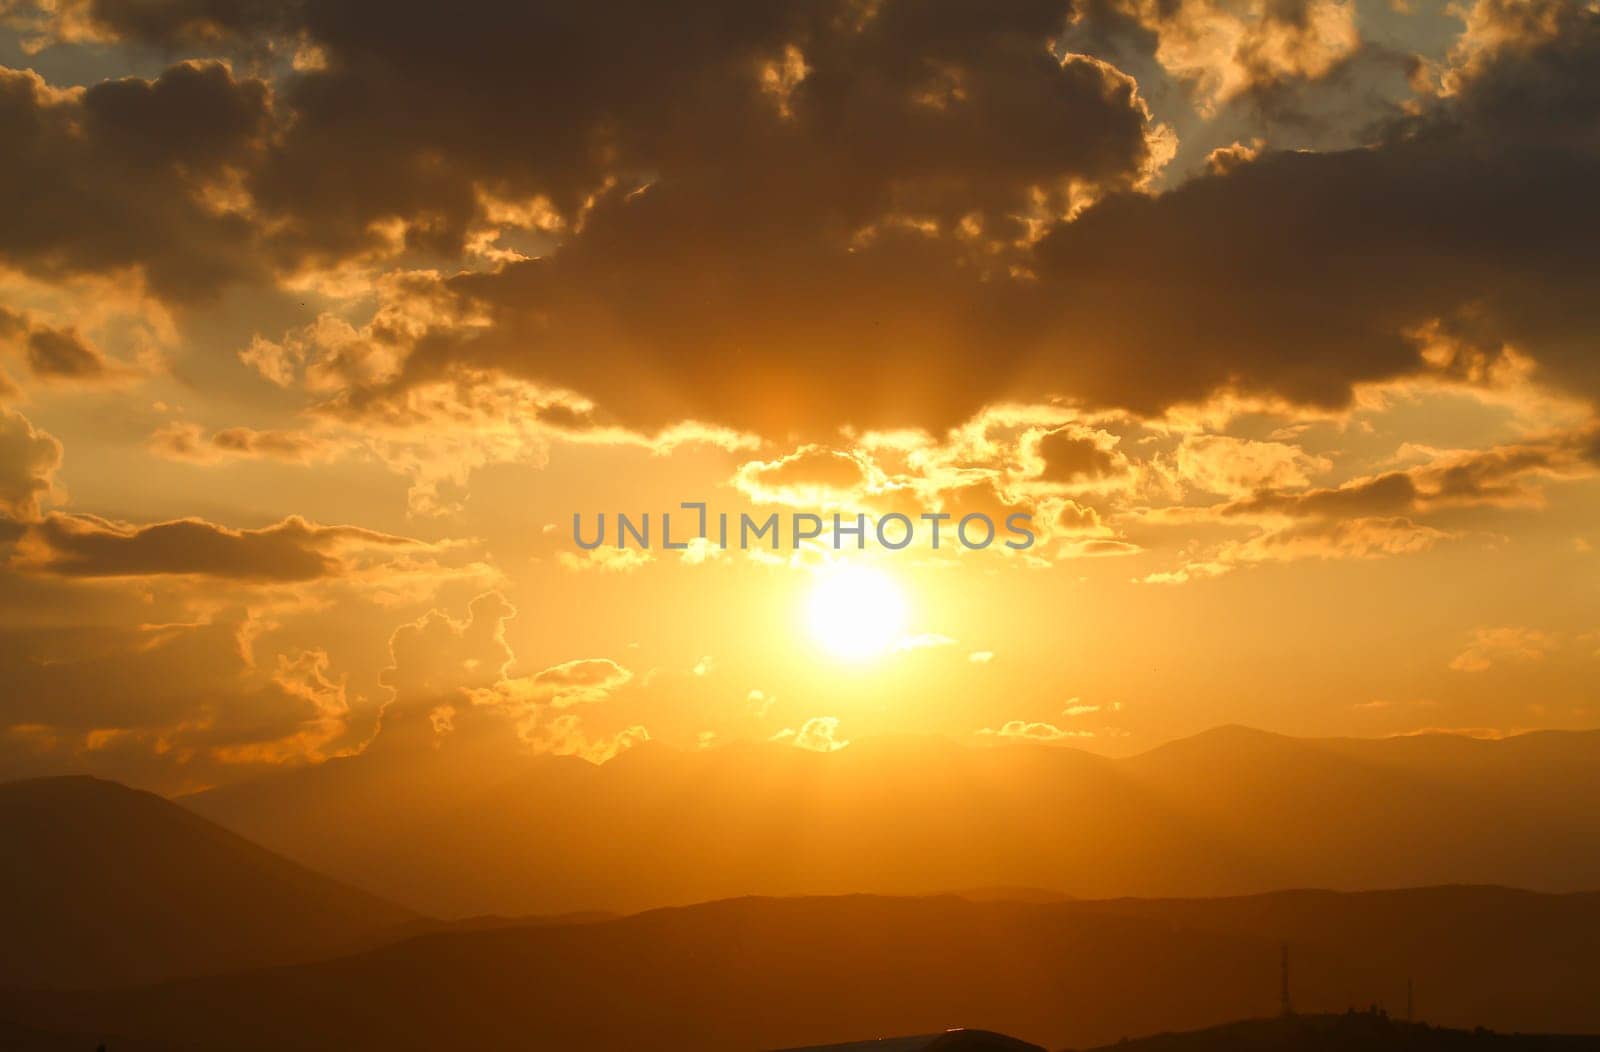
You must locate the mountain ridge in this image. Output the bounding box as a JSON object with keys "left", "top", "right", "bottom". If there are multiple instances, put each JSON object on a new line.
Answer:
{"left": 5, "top": 886, "right": 1600, "bottom": 1051}
{"left": 0, "top": 774, "right": 415, "bottom": 989}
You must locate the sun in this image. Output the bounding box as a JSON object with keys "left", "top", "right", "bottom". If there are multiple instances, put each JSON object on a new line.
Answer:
{"left": 805, "top": 564, "right": 907, "bottom": 662}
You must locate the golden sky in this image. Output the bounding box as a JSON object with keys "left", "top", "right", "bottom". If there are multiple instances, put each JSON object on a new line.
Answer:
{"left": 0, "top": 0, "right": 1596, "bottom": 793}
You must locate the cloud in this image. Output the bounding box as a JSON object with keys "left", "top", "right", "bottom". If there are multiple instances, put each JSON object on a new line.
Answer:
{"left": 1220, "top": 515, "right": 1452, "bottom": 565}
{"left": 23, "top": 326, "right": 112, "bottom": 380}
{"left": 772, "top": 715, "right": 849, "bottom": 752}
{"left": 310, "top": 5, "right": 1598, "bottom": 443}
{"left": 1075, "top": 0, "right": 1363, "bottom": 115}
{"left": 746, "top": 689, "right": 776, "bottom": 717}
{"left": 1220, "top": 433, "right": 1598, "bottom": 522}
{"left": 558, "top": 546, "right": 654, "bottom": 574}
{"left": 2, "top": 0, "right": 1596, "bottom": 452}
{"left": 37, "top": 1, "right": 1161, "bottom": 438}
{"left": 521, "top": 713, "right": 649, "bottom": 764}
{"left": 1027, "top": 424, "right": 1127, "bottom": 485}
{"left": 0, "top": 0, "right": 1593, "bottom": 791}
{"left": 1033, "top": 5, "right": 1600, "bottom": 418}
{"left": 0, "top": 61, "right": 270, "bottom": 301}
{"left": 248, "top": 307, "right": 755, "bottom": 513}
{"left": 1450, "top": 626, "right": 1557, "bottom": 673}
{"left": 212, "top": 648, "right": 353, "bottom": 765}
{"left": 0, "top": 614, "right": 368, "bottom": 789}
{"left": 734, "top": 446, "right": 876, "bottom": 508}
{"left": 148, "top": 423, "right": 345, "bottom": 465}
{"left": 74, "top": 0, "right": 1161, "bottom": 273}
{"left": 1205, "top": 138, "right": 1264, "bottom": 175}
{"left": 1174, "top": 434, "right": 1332, "bottom": 497}
{"left": 0, "top": 306, "right": 126, "bottom": 382}
{"left": 236, "top": 275, "right": 454, "bottom": 393}
{"left": 374, "top": 592, "right": 517, "bottom": 747}
{"left": 367, "top": 591, "right": 643, "bottom": 762}
{"left": 700, "top": 406, "right": 1151, "bottom": 564}
{"left": 976, "top": 719, "right": 1093, "bottom": 741}
{"left": 1141, "top": 429, "right": 1598, "bottom": 581}
{"left": 525, "top": 658, "right": 634, "bottom": 708}
{"left": 0, "top": 408, "right": 62, "bottom": 519}
{"left": 8, "top": 513, "right": 425, "bottom": 581}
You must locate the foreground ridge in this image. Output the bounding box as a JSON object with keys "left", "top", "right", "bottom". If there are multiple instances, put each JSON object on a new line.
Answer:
{"left": 1075, "top": 1012, "right": 1600, "bottom": 1051}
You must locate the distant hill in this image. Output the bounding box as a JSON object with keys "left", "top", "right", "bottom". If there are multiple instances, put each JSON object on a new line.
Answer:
{"left": 184, "top": 727, "right": 1600, "bottom": 917}
{"left": 1075, "top": 1012, "right": 1598, "bottom": 1051}
{"left": 0, "top": 776, "right": 415, "bottom": 989}
{"left": 4, "top": 887, "right": 1600, "bottom": 1050}
{"left": 0, "top": 1017, "right": 166, "bottom": 1052}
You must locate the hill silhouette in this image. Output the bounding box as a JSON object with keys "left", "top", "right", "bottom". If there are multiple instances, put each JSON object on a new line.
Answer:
{"left": 3, "top": 888, "right": 1599, "bottom": 1050}
{"left": 1075, "top": 1012, "right": 1599, "bottom": 1051}
{"left": 184, "top": 728, "right": 1600, "bottom": 916}
{"left": 0, "top": 776, "right": 415, "bottom": 989}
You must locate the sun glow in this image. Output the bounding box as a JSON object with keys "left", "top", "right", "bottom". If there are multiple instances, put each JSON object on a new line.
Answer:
{"left": 805, "top": 564, "right": 907, "bottom": 662}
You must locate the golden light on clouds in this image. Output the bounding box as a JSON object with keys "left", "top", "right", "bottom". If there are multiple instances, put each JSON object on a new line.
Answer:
{"left": 0, "top": 0, "right": 1593, "bottom": 798}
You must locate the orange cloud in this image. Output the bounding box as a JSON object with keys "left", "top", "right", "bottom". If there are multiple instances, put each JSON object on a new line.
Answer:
{"left": 0, "top": 408, "right": 62, "bottom": 520}
{"left": 977, "top": 720, "right": 1093, "bottom": 742}
{"left": 772, "top": 716, "right": 849, "bottom": 752}
{"left": 1450, "top": 627, "right": 1557, "bottom": 673}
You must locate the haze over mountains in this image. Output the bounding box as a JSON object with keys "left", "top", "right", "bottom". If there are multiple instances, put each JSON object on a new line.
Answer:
{"left": 5, "top": 735, "right": 1600, "bottom": 1051}
{"left": 185, "top": 726, "right": 1600, "bottom": 917}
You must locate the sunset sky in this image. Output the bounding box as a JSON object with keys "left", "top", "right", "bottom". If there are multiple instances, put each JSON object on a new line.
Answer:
{"left": 0, "top": 0, "right": 1596, "bottom": 794}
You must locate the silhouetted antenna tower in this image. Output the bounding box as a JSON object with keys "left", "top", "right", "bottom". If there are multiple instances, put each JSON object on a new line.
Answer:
{"left": 1407, "top": 978, "right": 1414, "bottom": 1022}
{"left": 1280, "top": 943, "right": 1294, "bottom": 1017}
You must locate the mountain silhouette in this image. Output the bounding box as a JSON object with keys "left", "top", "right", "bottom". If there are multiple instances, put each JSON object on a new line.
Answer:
{"left": 3, "top": 888, "right": 1599, "bottom": 1050}
{"left": 0, "top": 776, "right": 415, "bottom": 989}
{"left": 183, "top": 728, "right": 1600, "bottom": 917}
{"left": 775, "top": 1030, "right": 1048, "bottom": 1051}
{"left": 1073, "top": 1012, "right": 1599, "bottom": 1051}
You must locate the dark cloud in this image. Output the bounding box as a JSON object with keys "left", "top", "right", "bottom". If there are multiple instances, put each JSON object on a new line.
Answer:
{"left": 23, "top": 1, "right": 1162, "bottom": 437}
{"left": 0, "top": 306, "right": 24, "bottom": 342}
{"left": 8, "top": 513, "right": 422, "bottom": 580}
{"left": 310, "top": 1, "right": 1597, "bottom": 439}
{"left": 1032, "top": 426, "right": 1123, "bottom": 483}
{"left": 10, "top": 0, "right": 1598, "bottom": 442}
{"left": 81, "top": 0, "right": 1151, "bottom": 258}
{"left": 1028, "top": 3, "right": 1600, "bottom": 415}
{"left": 1224, "top": 472, "right": 1420, "bottom": 520}
{"left": 0, "top": 306, "right": 120, "bottom": 381}
{"left": 1220, "top": 429, "right": 1598, "bottom": 521}
{"left": 70, "top": 0, "right": 297, "bottom": 51}
{"left": 25, "top": 327, "right": 108, "bottom": 379}
{"left": 251, "top": 0, "right": 1161, "bottom": 437}
{"left": 0, "top": 60, "right": 270, "bottom": 300}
